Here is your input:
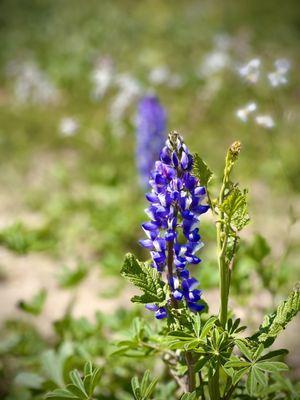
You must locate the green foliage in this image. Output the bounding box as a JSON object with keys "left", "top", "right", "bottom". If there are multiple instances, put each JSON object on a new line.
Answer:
{"left": 45, "top": 361, "right": 101, "bottom": 399}
{"left": 17, "top": 288, "right": 47, "bottom": 316}
{"left": 0, "top": 222, "right": 56, "bottom": 254}
{"left": 121, "top": 254, "right": 165, "bottom": 304}
{"left": 57, "top": 263, "right": 89, "bottom": 288}
{"left": 251, "top": 286, "right": 300, "bottom": 347}
{"left": 131, "top": 370, "right": 158, "bottom": 400}
{"left": 192, "top": 154, "right": 213, "bottom": 187}
{"left": 220, "top": 187, "right": 250, "bottom": 232}
{"left": 180, "top": 392, "right": 197, "bottom": 400}
{"left": 225, "top": 339, "right": 289, "bottom": 397}
{"left": 0, "top": 2, "right": 299, "bottom": 400}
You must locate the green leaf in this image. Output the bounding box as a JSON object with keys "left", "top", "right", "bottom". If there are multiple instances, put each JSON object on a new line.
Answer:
{"left": 45, "top": 362, "right": 101, "bottom": 400}
{"left": 191, "top": 313, "right": 201, "bottom": 337}
{"left": 121, "top": 254, "right": 165, "bottom": 304}
{"left": 17, "top": 288, "right": 47, "bottom": 316}
{"left": 45, "top": 388, "right": 78, "bottom": 399}
{"left": 235, "top": 339, "right": 253, "bottom": 361}
{"left": 69, "top": 370, "right": 87, "bottom": 397}
{"left": 224, "top": 359, "right": 250, "bottom": 369}
{"left": 199, "top": 316, "right": 217, "bottom": 339}
{"left": 14, "top": 372, "right": 44, "bottom": 390}
{"left": 247, "top": 234, "right": 271, "bottom": 263}
{"left": 131, "top": 376, "right": 141, "bottom": 400}
{"left": 258, "top": 348, "right": 288, "bottom": 361}
{"left": 131, "top": 370, "right": 158, "bottom": 400}
{"left": 246, "top": 368, "right": 258, "bottom": 396}
{"left": 251, "top": 286, "right": 300, "bottom": 347}
{"left": 256, "top": 361, "right": 288, "bottom": 373}
{"left": 57, "top": 263, "right": 89, "bottom": 288}
{"left": 181, "top": 392, "right": 197, "bottom": 400}
{"left": 83, "top": 361, "right": 93, "bottom": 377}
{"left": 194, "top": 356, "right": 209, "bottom": 372}
{"left": 89, "top": 367, "right": 101, "bottom": 395}
{"left": 41, "top": 342, "right": 74, "bottom": 387}
{"left": 219, "top": 187, "right": 250, "bottom": 231}
{"left": 66, "top": 384, "right": 87, "bottom": 398}
{"left": 232, "top": 367, "right": 249, "bottom": 385}
{"left": 193, "top": 154, "right": 213, "bottom": 187}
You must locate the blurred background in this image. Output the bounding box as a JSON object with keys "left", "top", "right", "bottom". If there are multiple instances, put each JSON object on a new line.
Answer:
{"left": 0, "top": 0, "right": 299, "bottom": 398}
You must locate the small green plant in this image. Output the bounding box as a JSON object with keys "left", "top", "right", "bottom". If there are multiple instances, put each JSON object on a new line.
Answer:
{"left": 120, "top": 132, "right": 300, "bottom": 399}
{"left": 46, "top": 361, "right": 102, "bottom": 400}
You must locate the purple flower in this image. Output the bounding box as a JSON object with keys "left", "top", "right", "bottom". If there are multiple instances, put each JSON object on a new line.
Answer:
{"left": 139, "top": 132, "right": 209, "bottom": 317}
{"left": 145, "top": 304, "right": 168, "bottom": 319}
{"left": 136, "top": 96, "right": 167, "bottom": 186}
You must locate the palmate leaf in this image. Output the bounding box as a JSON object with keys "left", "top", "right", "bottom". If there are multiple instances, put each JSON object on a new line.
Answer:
{"left": 192, "top": 154, "right": 213, "bottom": 187}
{"left": 131, "top": 370, "right": 158, "bottom": 400}
{"left": 121, "top": 254, "right": 165, "bottom": 304}
{"left": 46, "top": 362, "right": 101, "bottom": 400}
{"left": 220, "top": 187, "right": 249, "bottom": 231}
{"left": 251, "top": 286, "right": 300, "bottom": 347}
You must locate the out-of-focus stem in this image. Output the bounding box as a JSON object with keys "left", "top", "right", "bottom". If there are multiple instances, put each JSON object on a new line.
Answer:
{"left": 199, "top": 371, "right": 206, "bottom": 400}
{"left": 185, "top": 352, "right": 196, "bottom": 392}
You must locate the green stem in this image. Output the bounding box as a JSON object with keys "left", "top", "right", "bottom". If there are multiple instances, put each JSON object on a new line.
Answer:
{"left": 217, "top": 142, "right": 241, "bottom": 328}
{"left": 198, "top": 371, "right": 206, "bottom": 400}
{"left": 208, "top": 368, "right": 220, "bottom": 400}
{"left": 185, "top": 352, "right": 196, "bottom": 392}
{"left": 223, "top": 382, "right": 238, "bottom": 400}
{"left": 217, "top": 180, "right": 229, "bottom": 328}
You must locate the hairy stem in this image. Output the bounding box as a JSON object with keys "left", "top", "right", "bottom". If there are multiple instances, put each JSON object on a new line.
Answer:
{"left": 217, "top": 178, "right": 229, "bottom": 328}
{"left": 217, "top": 143, "right": 240, "bottom": 327}
{"left": 185, "top": 352, "right": 196, "bottom": 392}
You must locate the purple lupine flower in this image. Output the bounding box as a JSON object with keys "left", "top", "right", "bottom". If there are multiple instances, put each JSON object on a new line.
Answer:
{"left": 140, "top": 132, "right": 209, "bottom": 319}
{"left": 136, "top": 96, "right": 167, "bottom": 186}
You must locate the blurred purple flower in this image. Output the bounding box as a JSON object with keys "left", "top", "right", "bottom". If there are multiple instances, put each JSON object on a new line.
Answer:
{"left": 136, "top": 96, "right": 167, "bottom": 186}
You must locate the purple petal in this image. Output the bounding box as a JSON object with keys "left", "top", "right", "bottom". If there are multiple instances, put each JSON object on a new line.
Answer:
{"left": 142, "top": 221, "right": 159, "bottom": 231}
{"left": 181, "top": 151, "right": 189, "bottom": 170}
{"left": 173, "top": 290, "right": 184, "bottom": 300}
{"left": 155, "top": 307, "right": 168, "bottom": 319}
{"left": 187, "top": 302, "right": 205, "bottom": 312}
{"left": 139, "top": 239, "right": 154, "bottom": 249}
{"left": 146, "top": 192, "right": 159, "bottom": 203}
{"left": 145, "top": 304, "right": 159, "bottom": 311}
{"left": 194, "top": 186, "right": 206, "bottom": 196}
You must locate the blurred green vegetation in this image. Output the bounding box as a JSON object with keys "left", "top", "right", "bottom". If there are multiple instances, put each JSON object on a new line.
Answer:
{"left": 0, "top": 0, "right": 299, "bottom": 398}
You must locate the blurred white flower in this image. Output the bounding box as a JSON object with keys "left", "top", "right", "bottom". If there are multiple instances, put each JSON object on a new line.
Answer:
{"left": 149, "top": 66, "right": 170, "bottom": 85}
{"left": 238, "top": 58, "right": 261, "bottom": 83}
{"left": 167, "top": 73, "right": 184, "bottom": 88}
{"left": 110, "top": 73, "right": 142, "bottom": 135}
{"left": 255, "top": 115, "right": 275, "bottom": 129}
{"left": 236, "top": 102, "right": 257, "bottom": 122}
{"left": 268, "top": 58, "right": 291, "bottom": 87}
{"left": 213, "top": 33, "right": 232, "bottom": 51}
{"left": 59, "top": 117, "right": 79, "bottom": 137}
{"left": 91, "top": 56, "right": 114, "bottom": 100}
{"left": 148, "top": 66, "right": 183, "bottom": 88}
{"left": 8, "top": 61, "right": 60, "bottom": 104}
{"left": 275, "top": 58, "right": 290, "bottom": 73}
{"left": 198, "top": 50, "right": 231, "bottom": 78}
